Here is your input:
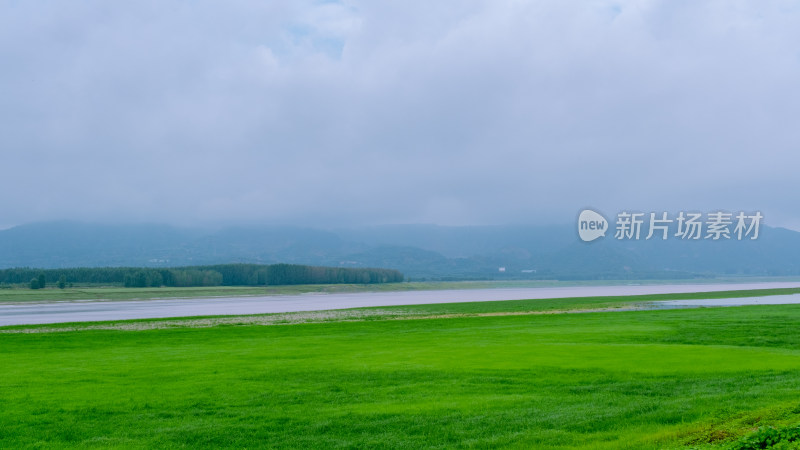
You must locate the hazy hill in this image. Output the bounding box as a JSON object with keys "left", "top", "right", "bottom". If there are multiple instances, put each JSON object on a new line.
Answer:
{"left": 0, "top": 221, "right": 798, "bottom": 280}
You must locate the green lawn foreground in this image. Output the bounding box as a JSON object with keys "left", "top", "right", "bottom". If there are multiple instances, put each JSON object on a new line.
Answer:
{"left": 3, "top": 295, "right": 800, "bottom": 448}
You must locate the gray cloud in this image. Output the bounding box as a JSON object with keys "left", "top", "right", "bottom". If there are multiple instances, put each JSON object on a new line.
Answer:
{"left": 2, "top": 0, "right": 799, "bottom": 228}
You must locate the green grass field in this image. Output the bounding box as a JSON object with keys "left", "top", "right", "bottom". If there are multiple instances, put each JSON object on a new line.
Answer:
{"left": 3, "top": 291, "right": 800, "bottom": 448}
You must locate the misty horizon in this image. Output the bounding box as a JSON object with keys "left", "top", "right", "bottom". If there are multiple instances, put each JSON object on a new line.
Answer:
{"left": 2, "top": 210, "right": 796, "bottom": 234}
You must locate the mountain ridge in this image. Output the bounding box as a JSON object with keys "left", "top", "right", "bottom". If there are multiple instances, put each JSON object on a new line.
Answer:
{"left": 0, "top": 221, "right": 798, "bottom": 280}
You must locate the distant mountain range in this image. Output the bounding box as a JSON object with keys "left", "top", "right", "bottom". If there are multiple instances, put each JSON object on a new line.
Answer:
{"left": 1, "top": 221, "right": 799, "bottom": 280}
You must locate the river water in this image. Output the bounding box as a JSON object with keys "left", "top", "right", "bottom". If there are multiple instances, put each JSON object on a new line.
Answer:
{"left": 656, "top": 294, "right": 800, "bottom": 307}
{"left": 2, "top": 281, "right": 800, "bottom": 326}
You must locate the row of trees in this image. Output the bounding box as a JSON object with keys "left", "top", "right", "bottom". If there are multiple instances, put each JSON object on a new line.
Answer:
{"left": 27, "top": 274, "right": 69, "bottom": 289}
{"left": 0, "top": 264, "right": 404, "bottom": 288}
{"left": 122, "top": 269, "right": 224, "bottom": 288}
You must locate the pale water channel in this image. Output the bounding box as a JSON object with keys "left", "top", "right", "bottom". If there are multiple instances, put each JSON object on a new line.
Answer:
{"left": 2, "top": 281, "right": 800, "bottom": 326}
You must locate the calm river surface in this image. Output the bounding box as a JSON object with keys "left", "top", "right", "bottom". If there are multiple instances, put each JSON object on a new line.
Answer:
{"left": 2, "top": 281, "right": 800, "bottom": 326}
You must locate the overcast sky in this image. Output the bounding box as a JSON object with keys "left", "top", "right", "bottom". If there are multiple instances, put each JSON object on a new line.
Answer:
{"left": 2, "top": 1, "right": 799, "bottom": 229}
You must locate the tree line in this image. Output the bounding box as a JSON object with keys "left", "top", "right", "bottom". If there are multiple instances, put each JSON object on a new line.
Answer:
{"left": 0, "top": 264, "right": 404, "bottom": 288}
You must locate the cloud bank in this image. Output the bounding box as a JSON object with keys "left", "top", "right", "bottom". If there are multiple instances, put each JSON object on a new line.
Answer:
{"left": 2, "top": 0, "right": 799, "bottom": 228}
